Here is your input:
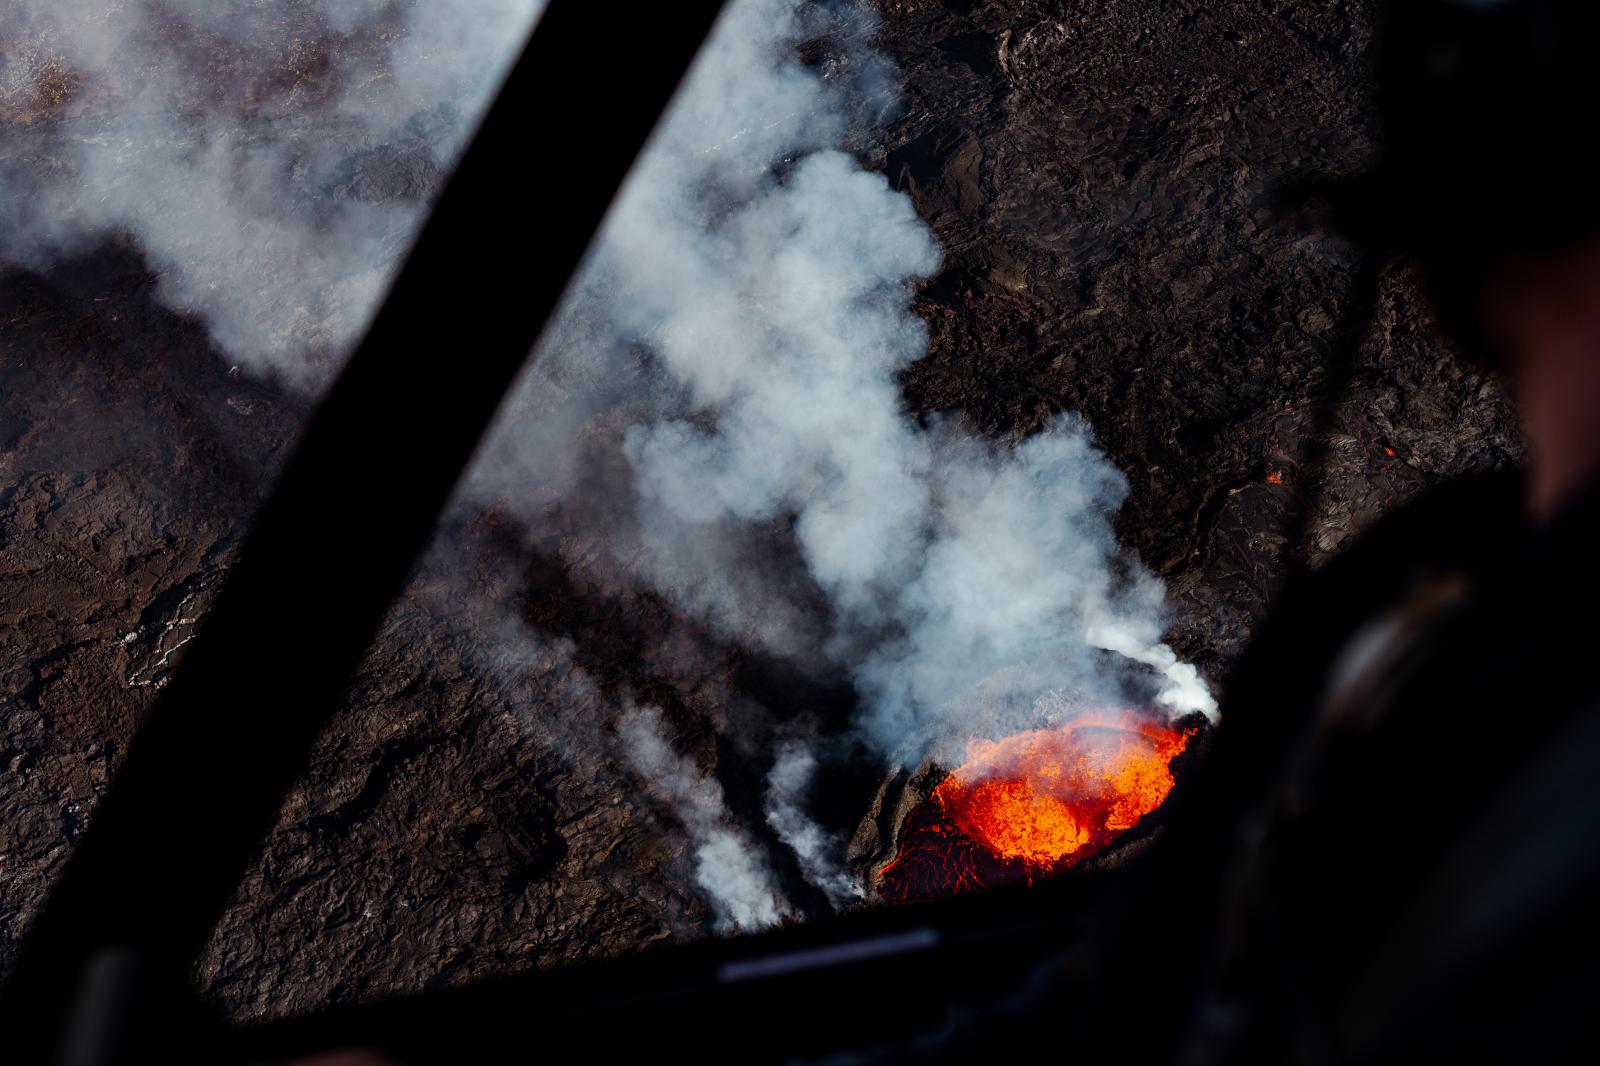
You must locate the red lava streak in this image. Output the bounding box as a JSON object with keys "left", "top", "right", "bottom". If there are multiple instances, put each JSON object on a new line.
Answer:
{"left": 878, "top": 710, "right": 1194, "bottom": 902}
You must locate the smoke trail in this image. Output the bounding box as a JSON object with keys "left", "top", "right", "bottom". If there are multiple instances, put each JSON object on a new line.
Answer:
{"left": 617, "top": 703, "right": 791, "bottom": 932}
{"left": 0, "top": 0, "right": 544, "bottom": 386}
{"left": 765, "top": 739, "right": 861, "bottom": 908}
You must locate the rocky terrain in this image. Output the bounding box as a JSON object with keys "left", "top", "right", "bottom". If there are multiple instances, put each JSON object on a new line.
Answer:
{"left": 0, "top": 0, "right": 1520, "bottom": 1023}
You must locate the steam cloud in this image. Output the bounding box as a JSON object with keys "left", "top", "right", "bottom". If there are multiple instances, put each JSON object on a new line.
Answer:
{"left": 618, "top": 704, "right": 791, "bottom": 932}
{"left": 0, "top": 0, "right": 545, "bottom": 386}
{"left": 511, "top": 0, "right": 1216, "bottom": 750}
{"left": 765, "top": 739, "right": 860, "bottom": 907}
{"left": 4, "top": 0, "right": 1216, "bottom": 928}
{"left": 502, "top": 0, "right": 1216, "bottom": 919}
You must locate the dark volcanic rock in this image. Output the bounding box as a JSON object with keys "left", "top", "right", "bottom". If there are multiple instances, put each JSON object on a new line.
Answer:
{"left": 1, "top": 0, "right": 1521, "bottom": 1024}
{"left": 0, "top": 244, "right": 300, "bottom": 970}
{"left": 0, "top": 248, "right": 709, "bottom": 1019}
{"left": 864, "top": 0, "right": 1518, "bottom": 677}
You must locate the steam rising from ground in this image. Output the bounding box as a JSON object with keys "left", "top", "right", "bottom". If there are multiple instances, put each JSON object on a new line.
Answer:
{"left": 766, "top": 740, "right": 860, "bottom": 907}
{"left": 506, "top": 0, "right": 1215, "bottom": 917}
{"left": 619, "top": 704, "right": 791, "bottom": 932}
{"left": 0, "top": 0, "right": 544, "bottom": 385}
{"left": 4, "top": 0, "right": 1215, "bottom": 929}
{"left": 524, "top": 0, "right": 1216, "bottom": 748}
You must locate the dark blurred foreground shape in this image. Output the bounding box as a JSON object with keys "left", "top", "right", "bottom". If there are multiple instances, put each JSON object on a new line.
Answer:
{"left": 8, "top": 1, "right": 1600, "bottom": 1064}
{"left": 1054, "top": 2, "right": 1600, "bottom": 1062}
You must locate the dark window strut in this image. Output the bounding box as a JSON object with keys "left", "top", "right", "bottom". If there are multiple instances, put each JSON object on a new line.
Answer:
{"left": 0, "top": 4, "right": 729, "bottom": 1062}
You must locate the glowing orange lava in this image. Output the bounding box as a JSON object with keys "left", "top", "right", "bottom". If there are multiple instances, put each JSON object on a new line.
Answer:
{"left": 878, "top": 710, "right": 1194, "bottom": 902}
{"left": 935, "top": 709, "right": 1191, "bottom": 869}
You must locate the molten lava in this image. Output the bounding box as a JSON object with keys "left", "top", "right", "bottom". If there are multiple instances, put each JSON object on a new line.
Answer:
{"left": 878, "top": 709, "right": 1193, "bottom": 902}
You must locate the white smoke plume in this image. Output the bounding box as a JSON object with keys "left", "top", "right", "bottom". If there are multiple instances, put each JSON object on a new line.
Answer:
{"left": 617, "top": 703, "right": 791, "bottom": 932}
{"left": 5, "top": 0, "right": 1218, "bottom": 917}
{"left": 493, "top": 0, "right": 1217, "bottom": 909}
{"left": 506, "top": 0, "right": 1218, "bottom": 750}
{"left": 765, "top": 739, "right": 861, "bottom": 907}
{"left": 846, "top": 422, "right": 1219, "bottom": 762}
{"left": 0, "top": 0, "right": 545, "bottom": 386}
